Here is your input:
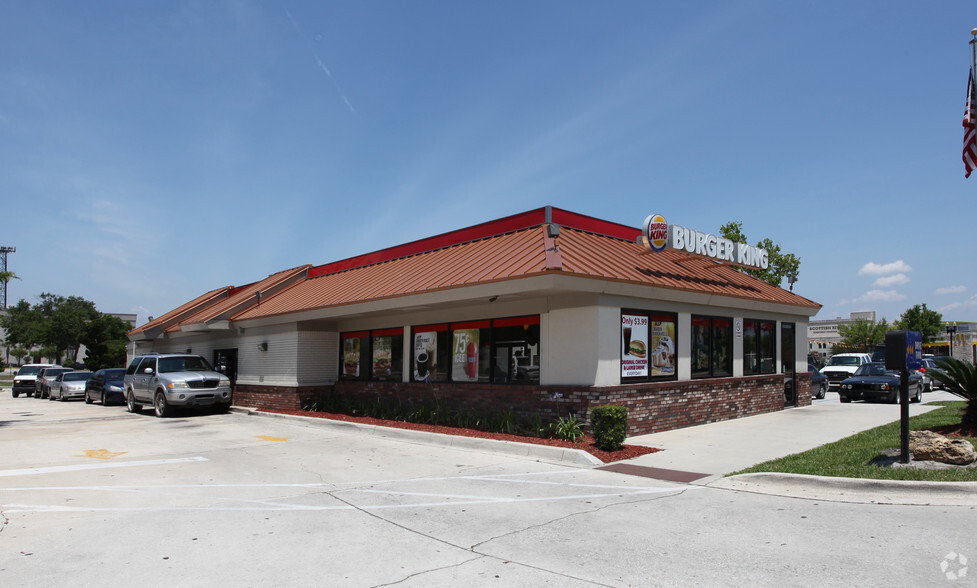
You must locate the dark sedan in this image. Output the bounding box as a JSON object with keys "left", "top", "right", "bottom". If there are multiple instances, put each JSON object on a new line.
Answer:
{"left": 810, "top": 363, "right": 828, "bottom": 399}
{"left": 838, "top": 362, "right": 922, "bottom": 404}
{"left": 85, "top": 368, "right": 127, "bottom": 405}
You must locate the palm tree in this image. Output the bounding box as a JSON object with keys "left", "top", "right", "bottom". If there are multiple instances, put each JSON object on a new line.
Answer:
{"left": 930, "top": 357, "right": 977, "bottom": 426}
{"left": 0, "top": 270, "right": 20, "bottom": 309}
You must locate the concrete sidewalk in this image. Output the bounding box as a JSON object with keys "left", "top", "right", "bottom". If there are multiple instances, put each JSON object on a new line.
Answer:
{"left": 623, "top": 397, "right": 943, "bottom": 482}
{"left": 618, "top": 392, "right": 977, "bottom": 505}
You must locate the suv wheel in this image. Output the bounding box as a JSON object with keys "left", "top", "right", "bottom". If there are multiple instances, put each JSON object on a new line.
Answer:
{"left": 11, "top": 390, "right": 18, "bottom": 398}
{"left": 126, "top": 390, "right": 142, "bottom": 414}
{"left": 154, "top": 391, "right": 171, "bottom": 418}
{"left": 816, "top": 383, "right": 826, "bottom": 399}
{"left": 85, "top": 391, "right": 93, "bottom": 404}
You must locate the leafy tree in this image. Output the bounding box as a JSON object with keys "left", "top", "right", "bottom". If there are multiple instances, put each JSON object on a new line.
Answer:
{"left": 81, "top": 314, "right": 132, "bottom": 371}
{"left": 0, "top": 299, "right": 44, "bottom": 350}
{"left": 895, "top": 303, "right": 943, "bottom": 343}
{"left": 10, "top": 347, "right": 28, "bottom": 365}
{"left": 929, "top": 357, "right": 977, "bottom": 426}
{"left": 0, "top": 293, "right": 101, "bottom": 364}
{"left": 719, "top": 222, "right": 801, "bottom": 288}
{"left": 836, "top": 318, "right": 889, "bottom": 353}
{"left": 33, "top": 293, "right": 99, "bottom": 363}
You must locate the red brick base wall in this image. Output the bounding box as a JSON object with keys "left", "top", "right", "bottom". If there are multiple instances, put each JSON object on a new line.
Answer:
{"left": 235, "top": 371, "right": 815, "bottom": 436}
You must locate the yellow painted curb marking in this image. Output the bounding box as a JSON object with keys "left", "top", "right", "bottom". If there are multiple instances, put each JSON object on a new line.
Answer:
{"left": 256, "top": 435, "right": 289, "bottom": 442}
{"left": 75, "top": 449, "right": 129, "bottom": 460}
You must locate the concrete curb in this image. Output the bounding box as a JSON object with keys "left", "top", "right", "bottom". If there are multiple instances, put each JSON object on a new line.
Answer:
{"left": 709, "top": 472, "right": 977, "bottom": 506}
{"left": 231, "top": 407, "right": 603, "bottom": 467}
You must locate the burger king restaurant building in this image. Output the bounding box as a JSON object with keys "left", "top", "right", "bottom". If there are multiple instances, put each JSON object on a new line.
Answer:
{"left": 128, "top": 207, "right": 821, "bottom": 436}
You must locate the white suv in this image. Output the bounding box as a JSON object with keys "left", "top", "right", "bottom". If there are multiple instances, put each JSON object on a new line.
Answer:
{"left": 124, "top": 353, "right": 232, "bottom": 417}
{"left": 820, "top": 353, "right": 873, "bottom": 390}
{"left": 12, "top": 363, "right": 54, "bottom": 397}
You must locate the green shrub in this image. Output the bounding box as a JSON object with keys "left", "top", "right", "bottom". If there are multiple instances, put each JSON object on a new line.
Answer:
{"left": 590, "top": 405, "right": 628, "bottom": 451}
{"left": 553, "top": 414, "right": 584, "bottom": 442}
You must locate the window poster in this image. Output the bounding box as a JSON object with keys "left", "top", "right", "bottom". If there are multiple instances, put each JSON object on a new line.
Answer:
{"left": 621, "top": 313, "right": 649, "bottom": 378}
{"left": 452, "top": 329, "right": 480, "bottom": 382}
{"left": 372, "top": 336, "right": 393, "bottom": 378}
{"left": 342, "top": 337, "right": 360, "bottom": 378}
{"left": 413, "top": 331, "right": 437, "bottom": 381}
{"left": 650, "top": 317, "right": 676, "bottom": 377}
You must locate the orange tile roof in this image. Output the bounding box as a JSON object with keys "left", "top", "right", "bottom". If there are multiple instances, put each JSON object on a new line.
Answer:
{"left": 128, "top": 286, "right": 232, "bottom": 338}
{"left": 176, "top": 265, "right": 312, "bottom": 330}
{"left": 136, "top": 208, "right": 819, "bottom": 336}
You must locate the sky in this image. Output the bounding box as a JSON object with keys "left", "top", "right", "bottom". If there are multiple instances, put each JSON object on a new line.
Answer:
{"left": 1, "top": 1, "right": 975, "bottom": 327}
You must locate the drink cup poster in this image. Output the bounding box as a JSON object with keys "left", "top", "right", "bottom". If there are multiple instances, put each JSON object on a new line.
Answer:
{"left": 452, "top": 329, "right": 480, "bottom": 382}
{"left": 413, "top": 332, "right": 437, "bottom": 381}
{"left": 621, "top": 314, "right": 649, "bottom": 377}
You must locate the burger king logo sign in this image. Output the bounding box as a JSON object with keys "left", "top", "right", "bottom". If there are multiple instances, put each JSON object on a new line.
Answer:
{"left": 642, "top": 214, "right": 668, "bottom": 252}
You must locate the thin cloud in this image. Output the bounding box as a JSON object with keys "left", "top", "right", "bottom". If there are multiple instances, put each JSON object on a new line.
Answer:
{"left": 858, "top": 260, "right": 913, "bottom": 276}
{"left": 855, "top": 289, "right": 906, "bottom": 303}
{"left": 935, "top": 285, "right": 967, "bottom": 295}
{"left": 872, "top": 273, "right": 909, "bottom": 288}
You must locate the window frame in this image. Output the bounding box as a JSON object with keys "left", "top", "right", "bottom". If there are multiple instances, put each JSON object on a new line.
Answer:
{"left": 691, "top": 315, "right": 733, "bottom": 379}
{"left": 620, "top": 309, "right": 678, "bottom": 383}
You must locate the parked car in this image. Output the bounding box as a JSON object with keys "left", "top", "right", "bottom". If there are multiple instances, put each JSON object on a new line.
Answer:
{"left": 85, "top": 368, "right": 127, "bottom": 405}
{"left": 809, "top": 363, "right": 828, "bottom": 399}
{"left": 54, "top": 371, "right": 94, "bottom": 401}
{"left": 820, "top": 353, "right": 873, "bottom": 391}
{"left": 11, "top": 363, "right": 54, "bottom": 397}
{"left": 838, "top": 362, "right": 923, "bottom": 404}
{"left": 918, "top": 357, "right": 946, "bottom": 391}
{"left": 124, "top": 353, "right": 233, "bottom": 417}
{"left": 36, "top": 366, "right": 72, "bottom": 399}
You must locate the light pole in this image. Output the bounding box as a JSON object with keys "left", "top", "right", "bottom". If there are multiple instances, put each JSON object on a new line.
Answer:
{"left": 946, "top": 323, "right": 957, "bottom": 359}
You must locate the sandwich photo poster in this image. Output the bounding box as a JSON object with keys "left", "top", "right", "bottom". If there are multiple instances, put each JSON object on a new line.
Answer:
{"left": 621, "top": 313, "right": 649, "bottom": 377}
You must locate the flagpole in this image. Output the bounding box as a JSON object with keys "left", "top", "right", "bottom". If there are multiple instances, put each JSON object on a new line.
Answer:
{"left": 972, "top": 28, "right": 977, "bottom": 79}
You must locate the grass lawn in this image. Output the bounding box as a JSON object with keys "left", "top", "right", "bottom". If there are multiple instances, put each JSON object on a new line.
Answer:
{"left": 733, "top": 401, "right": 977, "bottom": 482}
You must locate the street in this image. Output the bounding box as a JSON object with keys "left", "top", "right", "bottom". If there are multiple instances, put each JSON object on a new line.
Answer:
{"left": 1, "top": 394, "right": 975, "bottom": 587}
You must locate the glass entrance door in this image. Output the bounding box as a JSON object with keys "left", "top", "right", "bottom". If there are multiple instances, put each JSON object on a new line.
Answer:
{"left": 781, "top": 323, "right": 796, "bottom": 407}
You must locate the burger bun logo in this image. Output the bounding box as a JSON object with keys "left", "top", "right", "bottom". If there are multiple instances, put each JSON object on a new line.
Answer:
{"left": 642, "top": 214, "right": 668, "bottom": 252}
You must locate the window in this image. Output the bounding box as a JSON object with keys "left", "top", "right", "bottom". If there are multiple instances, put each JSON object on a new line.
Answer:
{"left": 691, "top": 316, "right": 732, "bottom": 378}
{"left": 340, "top": 328, "right": 404, "bottom": 381}
{"left": 412, "top": 316, "right": 540, "bottom": 384}
{"left": 621, "top": 311, "right": 677, "bottom": 382}
{"left": 744, "top": 319, "right": 777, "bottom": 374}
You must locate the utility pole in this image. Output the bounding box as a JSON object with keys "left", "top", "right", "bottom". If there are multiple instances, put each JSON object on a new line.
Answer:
{"left": 0, "top": 246, "right": 15, "bottom": 309}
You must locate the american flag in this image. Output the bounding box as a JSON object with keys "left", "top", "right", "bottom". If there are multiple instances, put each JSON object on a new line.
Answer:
{"left": 965, "top": 70, "right": 977, "bottom": 178}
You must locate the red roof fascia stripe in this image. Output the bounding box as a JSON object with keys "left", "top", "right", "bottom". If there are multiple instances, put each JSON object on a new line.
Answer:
{"left": 549, "top": 208, "right": 639, "bottom": 241}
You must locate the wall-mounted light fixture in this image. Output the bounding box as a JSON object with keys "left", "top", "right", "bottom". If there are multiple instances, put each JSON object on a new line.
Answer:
{"left": 258, "top": 342, "right": 268, "bottom": 351}
{"left": 185, "top": 348, "right": 192, "bottom": 354}
{"left": 488, "top": 296, "right": 498, "bottom": 303}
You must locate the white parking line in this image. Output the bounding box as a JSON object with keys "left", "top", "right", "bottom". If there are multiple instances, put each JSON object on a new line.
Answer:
{"left": 0, "top": 456, "right": 209, "bottom": 477}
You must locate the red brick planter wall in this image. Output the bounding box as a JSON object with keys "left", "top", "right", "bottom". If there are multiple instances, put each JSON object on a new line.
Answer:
{"left": 235, "top": 371, "right": 814, "bottom": 436}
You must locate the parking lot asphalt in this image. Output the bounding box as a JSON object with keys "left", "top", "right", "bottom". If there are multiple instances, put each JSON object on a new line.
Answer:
{"left": 236, "top": 389, "right": 977, "bottom": 506}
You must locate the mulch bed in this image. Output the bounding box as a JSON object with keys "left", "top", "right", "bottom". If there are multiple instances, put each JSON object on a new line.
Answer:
{"left": 927, "top": 424, "right": 977, "bottom": 438}
{"left": 258, "top": 408, "right": 660, "bottom": 463}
